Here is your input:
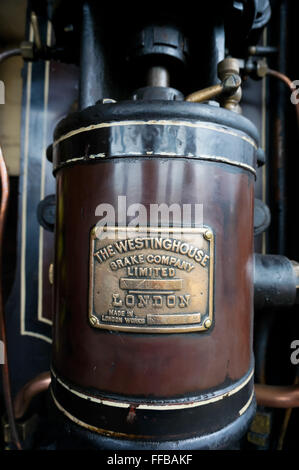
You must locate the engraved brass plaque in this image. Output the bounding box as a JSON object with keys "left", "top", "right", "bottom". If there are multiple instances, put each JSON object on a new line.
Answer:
{"left": 89, "top": 227, "right": 214, "bottom": 333}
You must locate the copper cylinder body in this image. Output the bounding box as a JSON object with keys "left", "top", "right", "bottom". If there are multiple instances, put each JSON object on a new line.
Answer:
{"left": 50, "top": 102, "right": 258, "bottom": 449}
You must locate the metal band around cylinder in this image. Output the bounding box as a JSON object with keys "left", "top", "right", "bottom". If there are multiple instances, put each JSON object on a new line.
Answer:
{"left": 50, "top": 366, "right": 255, "bottom": 440}
{"left": 52, "top": 120, "right": 257, "bottom": 176}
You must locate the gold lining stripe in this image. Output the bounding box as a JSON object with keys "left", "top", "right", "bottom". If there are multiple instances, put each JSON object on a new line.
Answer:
{"left": 38, "top": 19, "right": 53, "bottom": 327}
{"left": 50, "top": 388, "right": 154, "bottom": 440}
{"left": 20, "top": 24, "right": 51, "bottom": 344}
{"left": 53, "top": 120, "right": 258, "bottom": 149}
{"left": 239, "top": 390, "right": 254, "bottom": 416}
{"left": 20, "top": 27, "right": 33, "bottom": 339}
{"left": 54, "top": 152, "right": 256, "bottom": 175}
{"left": 51, "top": 367, "right": 254, "bottom": 411}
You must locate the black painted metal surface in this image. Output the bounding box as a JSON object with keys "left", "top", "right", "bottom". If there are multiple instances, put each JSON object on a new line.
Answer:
{"left": 46, "top": 383, "right": 256, "bottom": 450}
{"left": 254, "top": 254, "right": 297, "bottom": 310}
{"left": 52, "top": 101, "right": 258, "bottom": 176}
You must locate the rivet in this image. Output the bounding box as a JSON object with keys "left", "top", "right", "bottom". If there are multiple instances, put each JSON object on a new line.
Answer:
{"left": 204, "top": 229, "right": 213, "bottom": 240}
{"left": 90, "top": 316, "right": 98, "bottom": 326}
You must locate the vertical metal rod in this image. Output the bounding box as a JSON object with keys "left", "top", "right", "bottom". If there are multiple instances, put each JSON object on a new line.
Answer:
{"left": 147, "top": 66, "right": 170, "bottom": 87}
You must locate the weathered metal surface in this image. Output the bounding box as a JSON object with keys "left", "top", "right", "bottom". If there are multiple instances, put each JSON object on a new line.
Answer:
{"left": 53, "top": 155, "right": 255, "bottom": 398}
{"left": 254, "top": 254, "right": 297, "bottom": 309}
{"left": 50, "top": 366, "right": 255, "bottom": 442}
{"left": 47, "top": 388, "right": 256, "bottom": 450}
{"left": 52, "top": 101, "right": 258, "bottom": 175}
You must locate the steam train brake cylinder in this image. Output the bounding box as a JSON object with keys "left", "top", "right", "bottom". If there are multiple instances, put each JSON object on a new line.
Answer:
{"left": 50, "top": 100, "right": 259, "bottom": 449}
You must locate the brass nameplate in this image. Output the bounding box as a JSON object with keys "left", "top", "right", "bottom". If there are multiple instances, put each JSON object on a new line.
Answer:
{"left": 89, "top": 227, "right": 214, "bottom": 333}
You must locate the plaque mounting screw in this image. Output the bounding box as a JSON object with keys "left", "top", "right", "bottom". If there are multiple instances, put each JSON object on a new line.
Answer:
{"left": 91, "top": 226, "right": 99, "bottom": 238}
{"left": 204, "top": 318, "right": 212, "bottom": 329}
{"left": 90, "top": 315, "right": 98, "bottom": 326}
{"left": 204, "top": 229, "right": 213, "bottom": 240}
{"left": 48, "top": 263, "right": 54, "bottom": 285}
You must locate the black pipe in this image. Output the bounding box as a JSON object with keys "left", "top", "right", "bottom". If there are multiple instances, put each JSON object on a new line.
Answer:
{"left": 254, "top": 254, "right": 297, "bottom": 310}
{"left": 79, "top": 2, "right": 116, "bottom": 108}
{"left": 267, "top": 0, "right": 289, "bottom": 255}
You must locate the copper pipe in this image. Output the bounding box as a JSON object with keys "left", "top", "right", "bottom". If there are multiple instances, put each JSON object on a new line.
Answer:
{"left": 267, "top": 68, "right": 299, "bottom": 128}
{"left": 14, "top": 371, "right": 51, "bottom": 420}
{"left": 185, "top": 74, "right": 241, "bottom": 104}
{"left": 277, "top": 376, "right": 299, "bottom": 449}
{"left": 255, "top": 383, "right": 299, "bottom": 408}
{"left": 185, "top": 84, "right": 224, "bottom": 103}
{"left": 267, "top": 68, "right": 294, "bottom": 90}
{"left": 0, "top": 146, "right": 22, "bottom": 449}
